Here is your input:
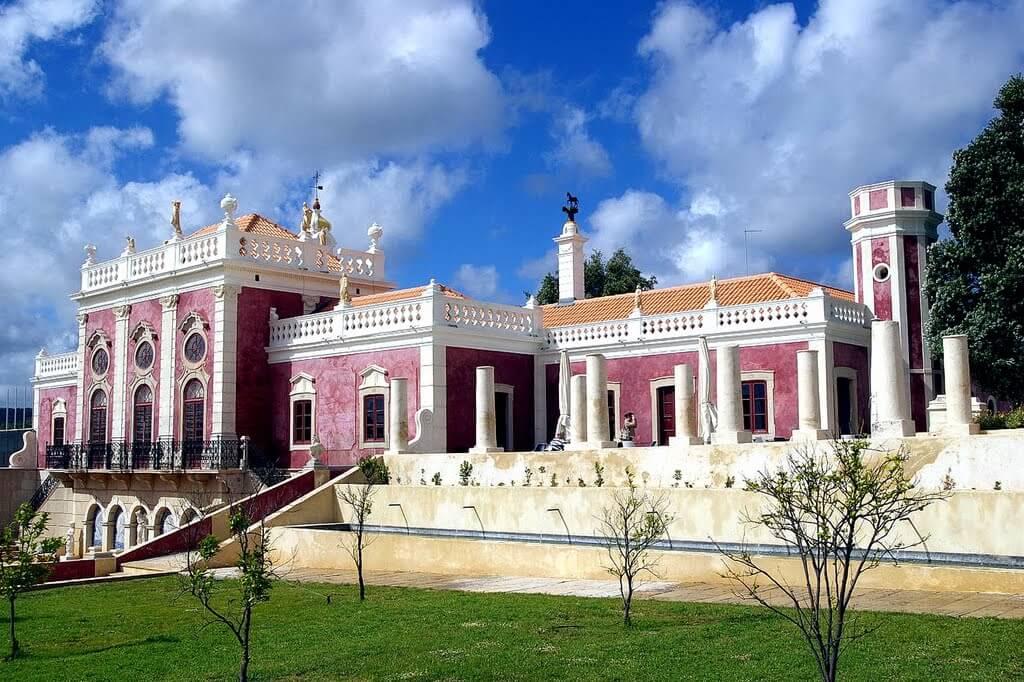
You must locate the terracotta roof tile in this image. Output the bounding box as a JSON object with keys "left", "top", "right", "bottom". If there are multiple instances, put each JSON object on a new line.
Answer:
{"left": 349, "top": 283, "right": 467, "bottom": 307}
{"left": 540, "top": 272, "right": 854, "bottom": 327}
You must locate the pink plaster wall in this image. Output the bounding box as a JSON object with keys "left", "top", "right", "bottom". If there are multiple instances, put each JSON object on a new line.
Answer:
{"left": 903, "top": 236, "right": 927, "bottom": 431}
{"left": 36, "top": 386, "right": 77, "bottom": 465}
{"left": 269, "top": 346, "right": 421, "bottom": 468}
{"left": 869, "top": 188, "right": 888, "bottom": 210}
{"left": 853, "top": 244, "right": 863, "bottom": 304}
{"left": 871, "top": 238, "right": 892, "bottom": 320}
{"left": 833, "top": 342, "right": 870, "bottom": 434}
{"left": 175, "top": 289, "right": 216, "bottom": 438}
{"left": 125, "top": 299, "right": 163, "bottom": 441}
{"left": 235, "top": 287, "right": 304, "bottom": 449}
{"left": 446, "top": 347, "right": 535, "bottom": 453}
{"left": 83, "top": 308, "right": 115, "bottom": 442}
{"left": 543, "top": 342, "right": 807, "bottom": 444}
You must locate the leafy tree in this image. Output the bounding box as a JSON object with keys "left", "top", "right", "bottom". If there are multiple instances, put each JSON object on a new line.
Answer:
{"left": 535, "top": 248, "right": 656, "bottom": 304}
{"left": 596, "top": 467, "right": 673, "bottom": 626}
{"left": 718, "top": 439, "right": 946, "bottom": 682}
{"left": 184, "top": 507, "right": 275, "bottom": 682}
{"left": 0, "top": 504, "right": 61, "bottom": 660}
{"left": 925, "top": 74, "right": 1024, "bottom": 403}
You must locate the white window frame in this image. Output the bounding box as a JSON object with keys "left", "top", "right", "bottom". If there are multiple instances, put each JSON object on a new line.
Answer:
{"left": 495, "top": 383, "right": 514, "bottom": 450}
{"left": 740, "top": 370, "right": 776, "bottom": 441}
{"left": 607, "top": 381, "right": 621, "bottom": 442}
{"left": 51, "top": 397, "right": 67, "bottom": 446}
{"left": 289, "top": 372, "right": 317, "bottom": 450}
{"left": 358, "top": 365, "right": 390, "bottom": 450}
{"left": 647, "top": 376, "right": 676, "bottom": 445}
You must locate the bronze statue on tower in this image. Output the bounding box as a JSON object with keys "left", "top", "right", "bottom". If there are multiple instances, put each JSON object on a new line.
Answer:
{"left": 562, "top": 192, "right": 579, "bottom": 222}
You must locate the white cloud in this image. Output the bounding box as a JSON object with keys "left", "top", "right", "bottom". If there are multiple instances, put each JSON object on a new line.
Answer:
{"left": 0, "top": 128, "right": 217, "bottom": 388}
{"left": 0, "top": 0, "right": 97, "bottom": 98}
{"left": 545, "top": 105, "right": 612, "bottom": 178}
{"left": 622, "top": 0, "right": 1024, "bottom": 285}
{"left": 453, "top": 263, "right": 499, "bottom": 299}
{"left": 101, "top": 0, "right": 505, "bottom": 166}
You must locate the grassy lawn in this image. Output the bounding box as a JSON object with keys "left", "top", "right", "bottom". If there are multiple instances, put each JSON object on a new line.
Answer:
{"left": 3, "top": 576, "right": 1023, "bottom": 680}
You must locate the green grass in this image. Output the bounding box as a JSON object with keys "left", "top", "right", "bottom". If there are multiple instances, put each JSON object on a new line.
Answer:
{"left": 3, "top": 576, "right": 1023, "bottom": 680}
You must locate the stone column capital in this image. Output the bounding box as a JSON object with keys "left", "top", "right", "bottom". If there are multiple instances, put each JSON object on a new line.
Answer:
{"left": 114, "top": 304, "right": 132, "bottom": 321}
{"left": 159, "top": 294, "right": 179, "bottom": 311}
{"left": 213, "top": 284, "right": 240, "bottom": 300}
{"left": 77, "top": 312, "right": 89, "bottom": 327}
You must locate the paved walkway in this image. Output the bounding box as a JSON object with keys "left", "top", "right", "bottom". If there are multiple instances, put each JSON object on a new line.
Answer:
{"left": 271, "top": 567, "right": 1024, "bottom": 620}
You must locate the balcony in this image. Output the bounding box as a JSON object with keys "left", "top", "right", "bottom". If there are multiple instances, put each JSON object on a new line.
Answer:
{"left": 45, "top": 439, "right": 242, "bottom": 472}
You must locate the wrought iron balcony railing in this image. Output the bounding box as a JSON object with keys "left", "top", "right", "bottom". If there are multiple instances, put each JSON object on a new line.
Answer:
{"left": 45, "top": 439, "right": 242, "bottom": 472}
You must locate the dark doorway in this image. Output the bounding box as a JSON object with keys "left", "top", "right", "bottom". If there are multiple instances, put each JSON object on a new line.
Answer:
{"left": 836, "top": 377, "right": 853, "bottom": 435}
{"left": 495, "top": 391, "right": 510, "bottom": 451}
{"left": 657, "top": 386, "right": 676, "bottom": 445}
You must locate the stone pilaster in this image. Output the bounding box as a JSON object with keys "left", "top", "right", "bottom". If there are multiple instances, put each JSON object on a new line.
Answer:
{"left": 941, "top": 334, "right": 979, "bottom": 436}
{"left": 712, "top": 345, "right": 752, "bottom": 444}
{"left": 568, "top": 374, "right": 588, "bottom": 447}
{"left": 111, "top": 304, "right": 132, "bottom": 442}
{"left": 211, "top": 284, "right": 240, "bottom": 439}
{"left": 793, "top": 350, "right": 828, "bottom": 441}
{"left": 585, "top": 354, "right": 615, "bottom": 448}
{"left": 73, "top": 313, "right": 88, "bottom": 443}
{"left": 158, "top": 295, "right": 178, "bottom": 439}
{"left": 870, "top": 320, "right": 915, "bottom": 438}
{"left": 388, "top": 377, "right": 410, "bottom": 453}
{"left": 470, "top": 366, "right": 502, "bottom": 453}
{"left": 669, "top": 364, "right": 700, "bottom": 446}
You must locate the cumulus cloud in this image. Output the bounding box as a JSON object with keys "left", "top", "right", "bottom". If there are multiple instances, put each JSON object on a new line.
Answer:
{"left": 453, "top": 263, "right": 499, "bottom": 300}
{"left": 101, "top": 0, "right": 505, "bottom": 165}
{"left": 545, "top": 105, "right": 612, "bottom": 178}
{"left": 0, "top": 128, "right": 217, "bottom": 389}
{"left": 615, "top": 0, "right": 1024, "bottom": 286}
{"left": 0, "top": 0, "right": 97, "bottom": 98}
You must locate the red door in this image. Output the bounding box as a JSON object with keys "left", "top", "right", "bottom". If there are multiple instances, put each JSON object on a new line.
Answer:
{"left": 657, "top": 386, "right": 675, "bottom": 445}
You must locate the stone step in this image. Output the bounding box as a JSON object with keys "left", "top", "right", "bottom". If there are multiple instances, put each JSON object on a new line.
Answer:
{"left": 121, "top": 552, "right": 189, "bottom": 575}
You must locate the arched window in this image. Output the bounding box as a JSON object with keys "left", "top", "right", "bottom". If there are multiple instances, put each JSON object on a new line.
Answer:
{"left": 110, "top": 507, "right": 126, "bottom": 551}
{"left": 154, "top": 508, "right": 177, "bottom": 536}
{"left": 52, "top": 416, "right": 66, "bottom": 447}
{"left": 89, "top": 390, "right": 108, "bottom": 444}
{"left": 133, "top": 385, "right": 154, "bottom": 444}
{"left": 87, "top": 505, "right": 103, "bottom": 550}
{"left": 182, "top": 379, "right": 205, "bottom": 444}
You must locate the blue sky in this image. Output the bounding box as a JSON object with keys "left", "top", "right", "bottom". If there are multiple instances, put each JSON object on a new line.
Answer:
{"left": 1, "top": 0, "right": 1023, "bottom": 389}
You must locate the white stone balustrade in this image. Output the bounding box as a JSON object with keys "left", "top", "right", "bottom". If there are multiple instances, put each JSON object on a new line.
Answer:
{"left": 544, "top": 291, "right": 869, "bottom": 351}
{"left": 34, "top": 351, "right": 79, "bottom": 381}
{"left": 79, "top": 222, "right": 385, "bottom": 294}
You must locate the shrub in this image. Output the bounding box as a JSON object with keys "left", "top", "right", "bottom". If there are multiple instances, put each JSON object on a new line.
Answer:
{"left": 594, "top": 462, "right": 605, "bottom": 487}
{"left": 725, "top": 475, "right": 736, "bottom": 489}
{"left": 458, "top": 461, "right": 473, "bottom": 486}
{"left": 357, "top": 456, "right": 391, "bottom": 485}
{"left": 431, "top": 472, "right": 442, "bottom": 486}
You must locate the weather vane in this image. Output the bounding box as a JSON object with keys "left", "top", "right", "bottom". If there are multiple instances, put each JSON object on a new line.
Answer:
{"left": 562, "top": 192, "right": 579, "bottom": 222}
{"left": 311, "top": 171, "right": 324, "bottom": 203}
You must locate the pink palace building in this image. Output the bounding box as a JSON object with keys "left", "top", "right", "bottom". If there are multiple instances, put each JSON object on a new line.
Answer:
{"left": 29, "top": 180, "right": 946, "bottom": 538}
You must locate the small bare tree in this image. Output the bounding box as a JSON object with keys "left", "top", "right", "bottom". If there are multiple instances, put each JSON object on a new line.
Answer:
{"left": 183, "top": 506, "right": 276, "bottom": 682}
{"left": 597, "top": 468, "right": 673, "bottom": 626}
{"left": 0, "top": 504, "right": 61, "bottom": 660}
{"left": 719, "top": 439, "right": 947, "bottom": 682}
{"left": 337, "top": 482, "right": 377, "bottom": 601}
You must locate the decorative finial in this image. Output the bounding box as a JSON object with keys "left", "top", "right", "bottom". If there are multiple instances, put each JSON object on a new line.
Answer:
{"left": 562, "top": 191, "right": 579, "bottom": 223}
{"left": 220, "top": 193, "right": 238, "bottom": 225}
{"left": 36, "top": 347, "right": 48, "bottom": 358}
{"left": 524, "top": 294, "right": 537, "bottom": 309}
{"left": 83, "top": 244, "right": 96, "bottom": 265}
{"left": 339, "top": 274, "right": 351, "bottom": 304}
{"left": 170, "top": 200, "right": 183, "bottom": 240}
{"left": 367, "top": 222, "right": 383, "bottom": 253}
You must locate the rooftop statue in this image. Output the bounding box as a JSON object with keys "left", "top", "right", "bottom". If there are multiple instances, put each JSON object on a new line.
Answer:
{"left": 300, "top": 202, "right": 313, "bottom": 235}
{"left": 562, "top": 192, "right": 579, "bottom": 222}
{"left": 170, "top": 200, "right": 182, "bottom": 239}
{"left": 709, "top": 275, "right": 718, "bottom": 302}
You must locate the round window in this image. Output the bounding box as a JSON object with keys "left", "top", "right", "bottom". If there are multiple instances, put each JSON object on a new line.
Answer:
{"left": 184, "top": 333, "right": 206, "bottom": 364}
{"left": 135, "top": 341, "right": 154, "bottom": 371}
{"left": 91, "top": 348, "right": 109, "bottom": 375}
{"left": 872, "top": 263, "right": 891, "bottom": 283}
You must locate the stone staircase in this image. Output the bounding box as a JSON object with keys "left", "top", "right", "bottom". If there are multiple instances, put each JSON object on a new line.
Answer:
{"left": 120, "top": 552, "right": 189, "bottom": 576}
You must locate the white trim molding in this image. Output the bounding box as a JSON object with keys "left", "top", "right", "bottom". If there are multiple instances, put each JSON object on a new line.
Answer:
{"left": 358, "top": 364, "right": 390, "bottom": 450}
{"left": 647, "top": 376, "right": 675, "bottom": 445}
{"left": 740, "top": 370, "right": 776, "bottom": 440}
{"left": 289, "top": 372, "right": 317, "bottom": 450}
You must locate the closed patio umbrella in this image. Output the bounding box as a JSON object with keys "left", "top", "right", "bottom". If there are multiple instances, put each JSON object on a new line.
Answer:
{"left": 697, "top": 336, "right": 718, "bottom": 444}
{"left": 558, "top": 350, "right": 571, "bottom": 439}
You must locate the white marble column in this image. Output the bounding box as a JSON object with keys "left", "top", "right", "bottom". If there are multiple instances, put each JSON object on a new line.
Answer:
{"left": 712, "top": 345, "right": 752, "bottom": 444}
{"left": 388, "top": 377, "right": 410, "bottom": 452}
{"left": 669, "top": 364, "right": 700, "bottom": 446}
{"left": 470, "top": 366, "right": 502, "bottom": 453}
{"left": 158, "top": 295, "right": 178, "bottom": 439}
{"left": 793, "top": 350, "right": 828, "bottom": 441}
{"left": 941, "top": 335, "right": 979, "bottom": 435}
{"left": 73, "top": 313, "right": 88, "bottom": 443}
{"left": 111, "top": 304, "right": 132, "bottom": 442}
{"left": 568, "top": 374, "right": 588, "bottom": 447}
{"left": 870, "top": 320, "right": 915, "bottom": 438}
{"left": 585, "top": 354, "right": 615, "bottom": 448}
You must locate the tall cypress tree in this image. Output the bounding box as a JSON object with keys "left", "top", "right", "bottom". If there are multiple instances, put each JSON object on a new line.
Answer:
{"left": 925, "top": 74, "right": 1024, "bottom": 404}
